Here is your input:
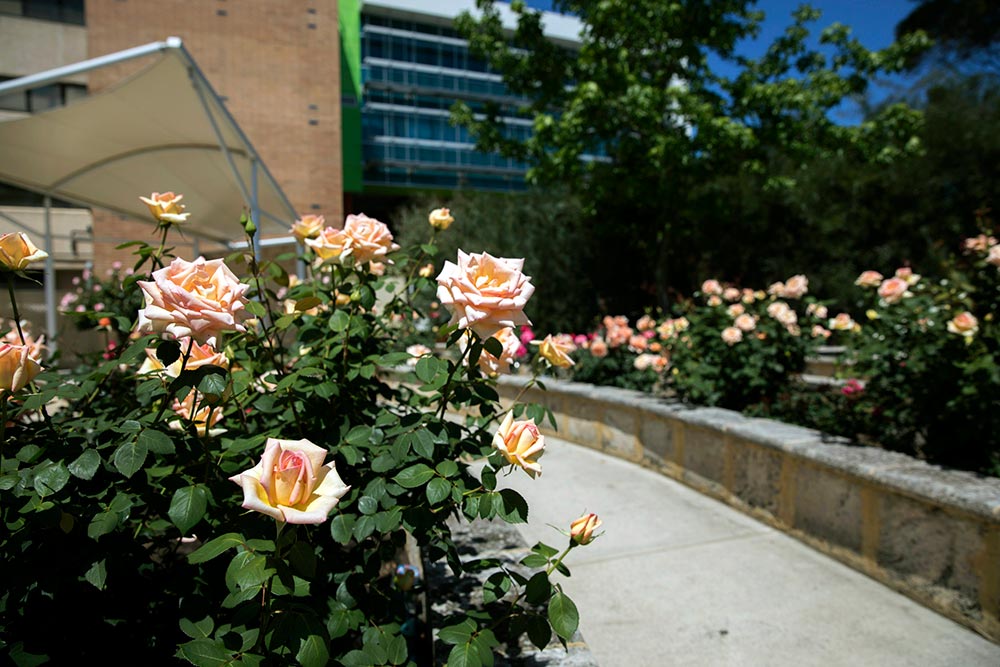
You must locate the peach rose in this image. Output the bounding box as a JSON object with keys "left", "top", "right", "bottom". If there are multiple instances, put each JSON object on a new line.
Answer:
{"left": 136, "top": 256, "right": 251, "bottom": 348}
{"left": 723, "top": 287, "right": 741, "bottom": 302}
{"left": 0, "top": 343, "right": 42, "bottom": 392}
{"left": 780, "top": 274, "right": 809, "bottom": 299}
{"left": 305, "top": 226, "right": 351, "bottom": 262}
{"left": 628, "top": 334, "right": 648, "bottom": 352}
{"left": 418, "top": 263, "right": 435, "bottom": 278}
{"left": 171, "top": 391, "right": 224, "bottom": 437}
{"left": 707, "top": 295, "right": 722, "bottom": 307}
{"left": 895, "top": 267, "right": 920, "bottom": 285}
{"left": 636, "top": 314, "right": 656, "bottom": 331}
{"left": 0, "top": 232, "right": 48, "bottom": 271}
{"left": 727, "top": 303, "right": 745, "bottom": 318}
{"left": 3, "top": 323, "right": 45, "bottom": 361}
{"left": 589, "top": 338, "right": 609, "bottom": 358}
{"left": 570, "top": 512, "right": 602, "bottom": 545}
{"left": 701, "top": 279, "right": 722, "bottom": 295}
{"left": 342, "top": 213, "right": 400, "bottom": 265}
{"left": 988, "top": 245, "right": 1000, "bottom": 267}
{"left": 229, "top": 437, "right": 350, "bottom": 524}
{"left": 721, "top": 327, "right": 743, "bottom": 345}
{"left": 811, "top": 325, "right": 832, "bottom": 339}
{"left": 539, "top": 333, "right": 576, "bottom": 368}
{"left": 734, "top": 313, "right": 757, "bottom": 332}
{"left": 877, "top": 277, "right": 910, "bottom": 304}
{"left": 854, "top": 271, "right": 883, "bottom": 288}
{"left": 405, "top": 344, "right": 432, "bottom": 366}
{"left": 291, "top": 214, "right": 325, "bottom": 243}
{"left": 741, "top": 288, "right": 756, "bottom": 304}
{"left": 139, "top": 337, "right": 229, "bottom": 377}
{"left": 436, "top": 250, "right": 534, "bottom": 339}
{"left": 806, "top": 303, "right": 828, "bottom": 319}
{"left": 428, "top": 207, "right": 454, "bottom": 230}
{"left": 829, "top": 313, "right": 857, "bottom": 331}
{"left": 493, "top": 412, "right": 544, "bottom": 478}
{"left": 467, "top": 327, "right": 520, "bottom": 375}
{"left": 947, "top": 311, "right": 978, "bottom": 338}
{"left": 139, "top": 192, "right": 190, "bottom": 225}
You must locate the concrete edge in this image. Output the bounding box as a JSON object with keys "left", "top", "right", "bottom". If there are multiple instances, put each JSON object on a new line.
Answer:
{"left": 493, "top": 374, "right": 1000, "bottom": 643}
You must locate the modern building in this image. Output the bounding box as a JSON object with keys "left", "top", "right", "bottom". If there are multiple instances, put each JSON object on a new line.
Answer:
{"left": 341, "top": 0, "right": 580, "bottom": 215}
{"left": 0, "top": 0, "right": 579, "bottom": 347}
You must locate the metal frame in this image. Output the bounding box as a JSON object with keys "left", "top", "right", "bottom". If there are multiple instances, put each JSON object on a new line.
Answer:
{"left": 0, "top": 37, "right": 298, "bottom": 351}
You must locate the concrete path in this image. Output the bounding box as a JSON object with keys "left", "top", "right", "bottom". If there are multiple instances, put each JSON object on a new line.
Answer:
{"left": 492, "top": 436, "right": 1000, "bottom": 667}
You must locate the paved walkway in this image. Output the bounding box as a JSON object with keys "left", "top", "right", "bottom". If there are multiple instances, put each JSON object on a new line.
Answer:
{"left": 491, "top": 436, "right": 1000, "bottom": 667}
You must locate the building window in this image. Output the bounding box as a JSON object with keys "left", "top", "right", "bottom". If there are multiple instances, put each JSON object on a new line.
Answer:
{"left": 0, "top": 78, "right": 87, "bottom": 112}
{"left": 0, "top": 0, "right": 86, "bottom": 25}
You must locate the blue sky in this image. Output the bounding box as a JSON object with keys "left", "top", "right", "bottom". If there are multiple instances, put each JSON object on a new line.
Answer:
{"left": 523, "top": 0, "right": 920, "bottom": 123}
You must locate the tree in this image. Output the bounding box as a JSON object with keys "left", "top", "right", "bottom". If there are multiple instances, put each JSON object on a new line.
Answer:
{"left": 453, "top": 0, "right": 930, "bottom": 315}
{"left": 896, "top": 0, "right": 1000, "bottom": 72}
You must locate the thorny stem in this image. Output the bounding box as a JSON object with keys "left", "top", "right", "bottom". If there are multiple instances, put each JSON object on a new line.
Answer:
{"left": 152, "top": 337, "right": 195, "bottom": 425}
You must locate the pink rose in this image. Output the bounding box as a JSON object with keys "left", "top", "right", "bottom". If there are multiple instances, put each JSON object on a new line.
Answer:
{"left": 136, "top": 256, "right": 251, "bottom": 347}
{"left": 436, "top": 250, "right": 534, "bottom": 339}
{"left": 811, "top": 325, "right": 831, "bottom": 339}
{"left": 723, "top": 287, "right": 741, "bottom": 302}
{"left": 0, "top": 343, "right": 42, "bottom": 392}
{"left": 701, "top": 279, "right": 722, "bottom": 295}
{"left": 342, "top": 214, "right": 400, "bottom": 265}
{"left": 290, "top": 214, "right": 325, "bottom": 243}
{"left": 988, "top": 246, "right": 1000, "bottom": 267}
{"left": 493, "top": 412, "right": 544, "bottom": 478}
{"left": 229, "top": 438, "right": 351, "bottom": 524}
{"left": 877, "top": 277, "right": 910, "bottom": 304}
{"left": 963, "top": 235, "right": 997, "bottom": 254}
{"left": 894, "top": 267, "right": 920, "bottom": 285}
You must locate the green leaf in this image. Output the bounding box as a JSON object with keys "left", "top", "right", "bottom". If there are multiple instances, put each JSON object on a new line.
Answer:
{"left": 188, "top": 533, "right": 245, "bottom": 564}
{"left": 330, "top": 310, "right": 350, "bottom": 332}
{"left": 345, "top": 425, "right": 372, "bottom": 446}
{"left": 414, "top": 356, "right": 439, "bottom": 383}
{"left": 437, "top": 618, "right": 476, "bottom": 645}
{"left": 179, "top": 616, "right": 215, "bottom": 640}
{"left": 386, "top": 634, "right": 408, "bottom": 665}
{"left": 157, "top": 339, "right": 182, "bottom": 366}
{"left": 352, "top": 514, "right": 376, "bottom": 541}
{"left": 413, "top": 429, "right": 435, "bottom": 458}
{"left": 169, "top": 486, "right": 209, "bottom": 534}
{"left": 482, "top": 571, "right": 512, "bottom": 604}
{"left": 483, "top": 335, "right": 504, "bottom": 358}
{"left": 197, "top": 371, "right": 228, "bottom": 397}
{"left": 426, "top": 477, "right": 451, "bottom": 505}
{"left": 68, "top": 449, "right": 101, "bottom": 480}
{"left": 374, "top": 507, "right": 403, "bottom": 532}
{"left": 357, "top": 495, "right": 378, "bottom": 515}
{"left": 524, "top": 613, "right": 552, "bottom": 650}
{"left": 84, "top": 559, "right": 107, "bottom": 590}
{"left": 394, "top": 463, "right": 435, "bottom": 488}
{"left": 497, "top": 489, "right": 529, "bottom": 523}
{"left": 525, "top": 572, "right": 552, "bottom": 605}
{"left": 447, "top": 642, "right": 482, "bottom": 667}
{"left": 548, "top": 590, "right": 580, "bottom": 640}
{"left": 330, "top": 514, "right": 356, "bottom": 545}
{"left": 139, "top": 429, "right": 175, "bottom": 455}
{"left": 296, "top": 635, "right": 329, "bottom": 667}
{"left": 435, "top": 460, "right": 459, "bottom": 477}
{"left": 176, "top": 638, "right": 235, "bottom": 666}
{"left": 225, "top": 551, "right": 273, "bottom": 591}
{"left": 33, "top": 461, "right": 70, "bottom": 496}
{"left": 520, "top": 553, "right": 549, "bottom": 568}
{"left": 245, "top": 300, "right": 268, "bottom": 318}
{"left": 113, "top": 438, "right": 148, "bottom": 478}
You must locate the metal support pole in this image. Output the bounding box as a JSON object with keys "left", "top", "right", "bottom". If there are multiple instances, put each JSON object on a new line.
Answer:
{"left": 43, "top": 196, "right": 57, "bottom": 355}
{"left": 251, "top": 160, "right": 262, "bottom": 262}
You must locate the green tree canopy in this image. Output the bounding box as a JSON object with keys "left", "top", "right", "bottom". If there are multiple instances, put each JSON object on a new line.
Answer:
{"left": 453, "top": 0, "right": 930, "bottom": 314}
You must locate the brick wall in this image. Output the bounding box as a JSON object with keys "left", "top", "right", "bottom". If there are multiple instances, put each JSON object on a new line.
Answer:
{"left": 85, "top": 0, "right": 342, "bottom": 270}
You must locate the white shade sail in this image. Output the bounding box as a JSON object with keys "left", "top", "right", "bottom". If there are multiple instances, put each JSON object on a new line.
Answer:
{"left": 0, "top": 39, "right": 296, "bottom": 245}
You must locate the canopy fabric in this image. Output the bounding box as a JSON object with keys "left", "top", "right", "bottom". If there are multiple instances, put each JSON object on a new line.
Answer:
{"left": 0, "top": 44, "right": 295, "bottom": 245}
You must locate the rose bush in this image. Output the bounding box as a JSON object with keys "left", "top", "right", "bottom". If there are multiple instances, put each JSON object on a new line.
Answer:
{"left": 0, "top": 208, "right": 596, "bottom": 664}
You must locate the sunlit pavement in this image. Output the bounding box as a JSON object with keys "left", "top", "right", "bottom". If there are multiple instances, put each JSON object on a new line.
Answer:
{"left": 491, "top": 436, "right": 1000, "bottom": 667}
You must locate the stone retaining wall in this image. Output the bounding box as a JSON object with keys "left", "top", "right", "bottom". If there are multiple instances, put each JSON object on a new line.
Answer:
{"left": 496, "top": 376, "right": 1000, "bottom": 643}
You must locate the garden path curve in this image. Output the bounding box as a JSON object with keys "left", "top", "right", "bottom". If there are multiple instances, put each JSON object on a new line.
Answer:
{"left": 491, "top": 436, "right": 1000, "bottom": 667}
